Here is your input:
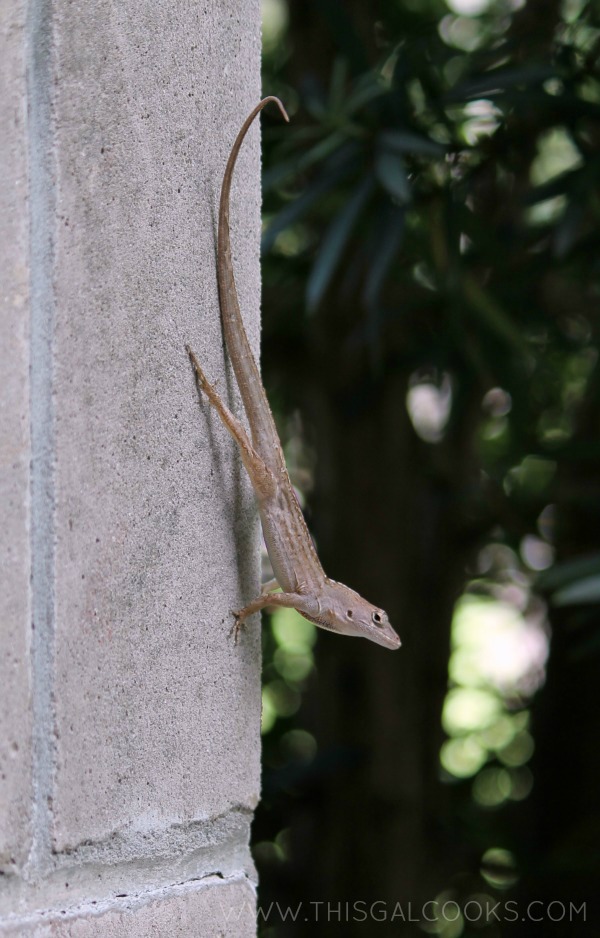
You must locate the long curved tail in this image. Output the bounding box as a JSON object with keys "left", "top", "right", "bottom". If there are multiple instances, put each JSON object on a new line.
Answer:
{"left": 216, "top": 97, "right": 289, "bottom": 472}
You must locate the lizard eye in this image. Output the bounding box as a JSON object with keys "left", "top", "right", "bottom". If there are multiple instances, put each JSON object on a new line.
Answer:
{"left": 346, "top": 610, "right": 353, "bottom": 619}
{"left": 372, "top": 611, "right": 383, "bottom": 626}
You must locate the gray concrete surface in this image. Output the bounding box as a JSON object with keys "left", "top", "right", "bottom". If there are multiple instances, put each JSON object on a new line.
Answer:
{"left": 0, "top": 0, "right": 34, "bottom": 874}
{"left": 1, "top": 0, "right": 263, "bottom": 932}
{"left": 1, "top": 879, "right": 256, "bottom": 936}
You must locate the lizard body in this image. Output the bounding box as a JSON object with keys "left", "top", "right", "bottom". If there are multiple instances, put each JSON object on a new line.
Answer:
{"left": 186, "top": 97, "right": 400, "bottom": 651}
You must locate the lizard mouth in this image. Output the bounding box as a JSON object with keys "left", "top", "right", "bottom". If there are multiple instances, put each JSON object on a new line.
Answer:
{"left": 371, "top": 627, "right": 402, "bottom": 650}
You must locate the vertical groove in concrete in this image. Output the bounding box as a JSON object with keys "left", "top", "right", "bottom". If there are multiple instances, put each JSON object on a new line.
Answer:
{"left": 25, "top": 0, "right": 57, "bottom": 876}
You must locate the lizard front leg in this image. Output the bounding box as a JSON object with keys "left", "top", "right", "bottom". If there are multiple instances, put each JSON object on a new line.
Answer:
{"left": 231, "top": 589, "right": 321, "bottom": 643}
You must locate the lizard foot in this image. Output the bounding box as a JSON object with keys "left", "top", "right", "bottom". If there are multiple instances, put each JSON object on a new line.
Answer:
{"left": 229, "top": 610, "right": 246, "bottom": 645}
{"left": 185, "top": 345, "right": 208, "bottom": 389}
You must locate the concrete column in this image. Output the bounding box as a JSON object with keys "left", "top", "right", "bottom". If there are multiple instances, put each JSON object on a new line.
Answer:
{"left": 1, "top": 0, "right": 263, "bottom": 933}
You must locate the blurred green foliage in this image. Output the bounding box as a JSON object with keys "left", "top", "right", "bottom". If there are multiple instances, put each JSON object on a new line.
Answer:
{"left": 256, "top": 0, "right": 600, "bottom": 934}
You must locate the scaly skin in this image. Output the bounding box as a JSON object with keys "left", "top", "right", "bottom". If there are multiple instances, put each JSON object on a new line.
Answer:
{"left": 187, "top": 99, "right": 401, "bottom": 651}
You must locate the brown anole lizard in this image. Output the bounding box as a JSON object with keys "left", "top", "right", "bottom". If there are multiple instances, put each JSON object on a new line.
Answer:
{"left": 186, "top": 97, "right": 401, "bottom": 651}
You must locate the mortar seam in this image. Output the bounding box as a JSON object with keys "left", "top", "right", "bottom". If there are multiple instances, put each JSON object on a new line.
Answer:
{"left": 1, "top": 870, "right": 255, "bottom": 930}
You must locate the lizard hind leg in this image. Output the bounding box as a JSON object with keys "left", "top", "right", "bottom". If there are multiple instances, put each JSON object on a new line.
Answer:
{"left": 186, "top": 344, "right": 276, "bottom": 500}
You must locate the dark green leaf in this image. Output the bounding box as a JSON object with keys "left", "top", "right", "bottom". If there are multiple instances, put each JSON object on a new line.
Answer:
{"left": 553, "top": 201, "right": 585, "bottom": 258}
{"left": 363, "top": 205, "right": 406, "bottom": 311}
{"left": 525, "top": 167, "right": 583, "bottom": 205}
{"left": 263, "top": 131, "right": 348, "bottom": 192}
{"left": 537, "top": 554, "right": 600, "bottom": 593}
{"left": 379, "top": 129, "right": 447, "bottom": 158}
{"left": 345, "top": 75, "right": 387, "bottom": 115}
{"left": 448, "top": 65, "right": 558, "bottom": 100}
{"left": 375, "top": 149, "right": 411, "bottom": 204}
{"left": 552, "top": 575, "right": 600, "bottom": 607}
{"left": 306, "top": 175, "right": 375, "bottom": 312}
{"left": 463, "top": 277, "right": 530, "bottom": 356}
{"left": 262, "top": 147, "right": 358, "bottom": 254}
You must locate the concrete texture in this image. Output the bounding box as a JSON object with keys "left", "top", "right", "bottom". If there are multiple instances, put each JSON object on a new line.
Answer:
{"left": 1, "top": 878, "right": 256, "bottom": 936}
{"left": 1, "top": 0, "right": 263, "bottom": 932}
{"left": 50, "top": 0, "right": 263, "bottom": 852}
{"left": 0, "top": 0, "right": 34, "bottom": 873}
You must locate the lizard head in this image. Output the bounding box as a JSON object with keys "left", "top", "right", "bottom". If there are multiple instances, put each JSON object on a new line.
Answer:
{"left": 305, "top": 580, "right": 401, "bottom": 650}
